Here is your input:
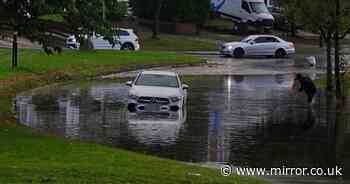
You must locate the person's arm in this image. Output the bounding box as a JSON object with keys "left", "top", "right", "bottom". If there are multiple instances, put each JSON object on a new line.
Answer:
{"left": 295, "top": 79, "right": 304, "bottom": 92}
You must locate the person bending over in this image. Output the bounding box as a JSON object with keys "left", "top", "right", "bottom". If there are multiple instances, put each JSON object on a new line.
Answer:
{"left": 294, "top": 74, "right": 317, "bottom": 103}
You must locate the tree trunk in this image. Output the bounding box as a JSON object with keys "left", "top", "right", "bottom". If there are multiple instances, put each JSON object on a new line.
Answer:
{"left": 290, "top": 17, "right": 297, "bottom": 37}
{"left": 102, "top": 0, "right": 106, "bottom": 21}
{"left": 12, "top": 33, "right": 18, "bottom": 69}
{"left": 326, "top": 35, "right": 333, "bottom": 92}
{"left": 319, "top": 35, "right": 323, "bottom": 48}
{"left": 334, "top": 0, "right": 342, "bottom": 98}
{"left": 152, "top": 0, "right": 162, "bottom": 39}
{"left": 289, "top": 12, "right": 297, "bottom": 37}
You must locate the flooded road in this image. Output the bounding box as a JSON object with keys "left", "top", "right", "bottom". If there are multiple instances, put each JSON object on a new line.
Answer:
{"left": 14, "top": 75, "right": 350, "bottom": 183}
{"left": 106, "top": 55, "right": 326, "bottom": 78}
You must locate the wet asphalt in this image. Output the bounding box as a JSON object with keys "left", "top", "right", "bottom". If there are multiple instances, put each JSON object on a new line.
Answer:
{"left": 105, "top": 54, "right": 325, "bottom": 79}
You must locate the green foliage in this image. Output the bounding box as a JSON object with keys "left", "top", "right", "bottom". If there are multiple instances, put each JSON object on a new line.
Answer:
{"left": 38, "top": 14, "right": 65, "bottom": 23}
{"left": 130, "top": 0, "right": 210, "bottom": 24}
{"left": 129, "top": 0, "right": 157, "bottom": 20}
{"left": 278, "top": 0, "right": 350, "bottom": 36}
{"left": 106, "top": 1, "right": 128, "bottom": 21}
{"left": 163, "top": 0, "right": 210, "bottom": 24}
{"left": 274, "top": 0, "right": 301, "bottom": 31}
{"left": 0, "top": 0, "right": 128, "bottom": 51}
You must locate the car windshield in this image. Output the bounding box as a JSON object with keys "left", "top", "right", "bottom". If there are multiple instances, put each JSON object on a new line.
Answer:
{"left": 249, "top": 2, "right": 269, "bottom": 14}
{"left": 135, "top": 74, "right": 179, "bottom": 88}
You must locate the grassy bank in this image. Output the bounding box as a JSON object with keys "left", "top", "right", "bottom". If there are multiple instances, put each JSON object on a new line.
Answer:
{"left": 0, "top": 121, "right": 270, "bottom": 184}
{"left": 0, "top": 49, "right": 201, "bottom": 81}
{"left": 139, "top": 30, "right": 322, "bottom": 55}
{"left": 315, "top": 74, "right": 350, "bottom": 95}
{"left": 295, "top": 44, "right": 322, "bottom": 55}
{"left": 140, "top": 32, "right": 219, "bottom": 51}
{"left": 0, "top": 50, "right": 270, "bottom": 184}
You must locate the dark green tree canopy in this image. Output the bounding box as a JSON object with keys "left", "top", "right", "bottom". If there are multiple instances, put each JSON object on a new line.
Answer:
{"left": 0, "top": 0, "right": 127, "bottom": 50}
{"left": 130, "top": 0, "right": 210, "bottom": 25}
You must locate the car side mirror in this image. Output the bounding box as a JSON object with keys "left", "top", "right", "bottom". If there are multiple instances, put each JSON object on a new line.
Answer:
{"left": 249, "top": 41, "right": 255, "bottom": 45}
{"left": 182, "top": 84, "right": 189, "bottom": 90}
{"left": 126, "top": 81, "right": 133, "bottom": 87}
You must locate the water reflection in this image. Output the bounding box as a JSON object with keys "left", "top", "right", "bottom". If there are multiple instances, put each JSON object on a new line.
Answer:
{"left": 14, "top": 75, "right": 350, "bottom": 182}
{"left": 127, "top": 111, "right": 186, "bottom": 146}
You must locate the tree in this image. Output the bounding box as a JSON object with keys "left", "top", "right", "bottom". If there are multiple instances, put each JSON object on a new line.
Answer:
{"left": 297, "top": 0, "right": 350, "bottom": 99}
{"left": 130, "top": 0, "right": 211, "bottom": 38}
{"left": 105, "top": 0, "right": 128, "bottom": 21}
{"left": 0, "top": 0, "right": 127, "bottom": 66}
{"left": 274, "top": 0, "right": 302, "bottom": 37}
{"left": 298, "top": 0, "right": 336, "bottom": 92}
{"left": 334, "top": 0, "right": 350, "bottom": 98}
{"left": 164, "top": 0, "right": 210, "bottom": 25}
{"left": 153, "top": 0, "right": 163, "bottom": 39}
{"left": 129, "top": 0, "right": 164, "bottom": 39}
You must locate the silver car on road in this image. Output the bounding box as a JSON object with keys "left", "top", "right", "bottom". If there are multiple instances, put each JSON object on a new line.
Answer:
{"left": 220, "top": 35, "right": 295, "bottom": 58}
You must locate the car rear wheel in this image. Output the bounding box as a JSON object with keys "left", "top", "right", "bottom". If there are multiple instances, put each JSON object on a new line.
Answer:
{"left": 275, "top": 49, "right": 287, "bottom": 58}
{"left": 121, "top": 43, "right": 135, "bottom": 51}
{"left": 233, "top": 48, "right": 245, "bottom": 58}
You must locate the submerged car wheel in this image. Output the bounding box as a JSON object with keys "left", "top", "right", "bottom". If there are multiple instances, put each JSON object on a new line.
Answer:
{"left": 121, "top": 43, "right": 135, "bottom": 51}
{"left": 233, "top": 48, "right": 245, "bottom": 58}
{"left": 275, "top": 49, "right": 287, "bottom": 58}
{"left": 128, "top": 103, "right": 137, "bottom": 112}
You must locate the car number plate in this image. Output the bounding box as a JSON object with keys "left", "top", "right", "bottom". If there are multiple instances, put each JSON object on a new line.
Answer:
{"left": 147, "top": 104, "right": 159, "bottom": 111}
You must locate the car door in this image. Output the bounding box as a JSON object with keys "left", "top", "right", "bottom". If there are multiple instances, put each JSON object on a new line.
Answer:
{"left": 116, "top": 30, "right": 131, "bottom": 49}
{"left": 248, "top": 37, "right": 268, "bottom": 55}
{"left": 264, "top": 37, "right": 280, "bottom": 55}
{"left": 250, "top": 37, "right": 278, "bottom": 55}
{"left": 92, "top": 33, "right": 116, "bottom": 50}
{"left": 92, "top": 33, "right": 110, "bottom": 50}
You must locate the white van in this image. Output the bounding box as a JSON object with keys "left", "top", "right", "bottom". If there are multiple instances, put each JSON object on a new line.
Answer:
{"left": 211, "top": 0, "right": 274, "bottom": 27}
{"left": 91, "top": 28, "right": 140, "bottom": 51}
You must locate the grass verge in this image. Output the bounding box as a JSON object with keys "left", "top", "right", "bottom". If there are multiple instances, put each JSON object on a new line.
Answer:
{"left": 139, "top": 30, "right": 322, "bottom": 55}
{"left": 0, "top": 49, "right": 201, "bottom": 80}
{"left": 0, "top": 122, "right": 270, "bottom": 184}
{"left": 315, "top": 74, "right": 350, "bottom": 96}
{"left": 140, "top": 33, "right": 218, "bottom": 51}
{"left": 0, "top": 50, "right": 270, "bottom": 184}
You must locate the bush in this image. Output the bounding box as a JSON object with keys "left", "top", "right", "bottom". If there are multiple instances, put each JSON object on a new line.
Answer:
{"left": 130, "top": 0, "right": 210, "bottom": 25}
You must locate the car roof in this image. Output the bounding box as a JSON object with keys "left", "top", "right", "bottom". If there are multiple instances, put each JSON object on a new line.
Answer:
{"left": 245, "top": 35, "right": 285, "bottom": 42}
{"left": 141, "top": 70, "right": 178, "bottom": 76}
{"left": 112, "top": 28, "right": 133, "bottom": 32}
{"left": 248, "top": 35, "right": 280, "bottom": 38}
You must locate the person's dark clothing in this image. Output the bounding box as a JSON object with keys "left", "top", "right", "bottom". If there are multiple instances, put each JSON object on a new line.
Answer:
{"left": 295, "top": 74, "right": 317, "bottom": 103}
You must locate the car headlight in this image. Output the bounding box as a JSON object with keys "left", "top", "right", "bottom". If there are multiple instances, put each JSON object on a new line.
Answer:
{"left": 170, "top": 96, "right": 181, "bottom": 102}
{"left": 227, "top": 45, "right": 233, "bottom": 50}
{"left": 128, "top": 94, "right": 138, "bottom": 100}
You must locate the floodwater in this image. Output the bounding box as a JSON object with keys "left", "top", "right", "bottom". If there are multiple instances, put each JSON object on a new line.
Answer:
{"left": 14, "top": 75, "right": 350, "bottom": 183}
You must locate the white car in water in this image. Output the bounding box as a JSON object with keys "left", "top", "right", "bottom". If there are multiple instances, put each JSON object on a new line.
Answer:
{"left": 126, "top": 71, "right": 188, "bottom": 112}
{"left": 220, "top": 35, "right": 295, "bottom": 58}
